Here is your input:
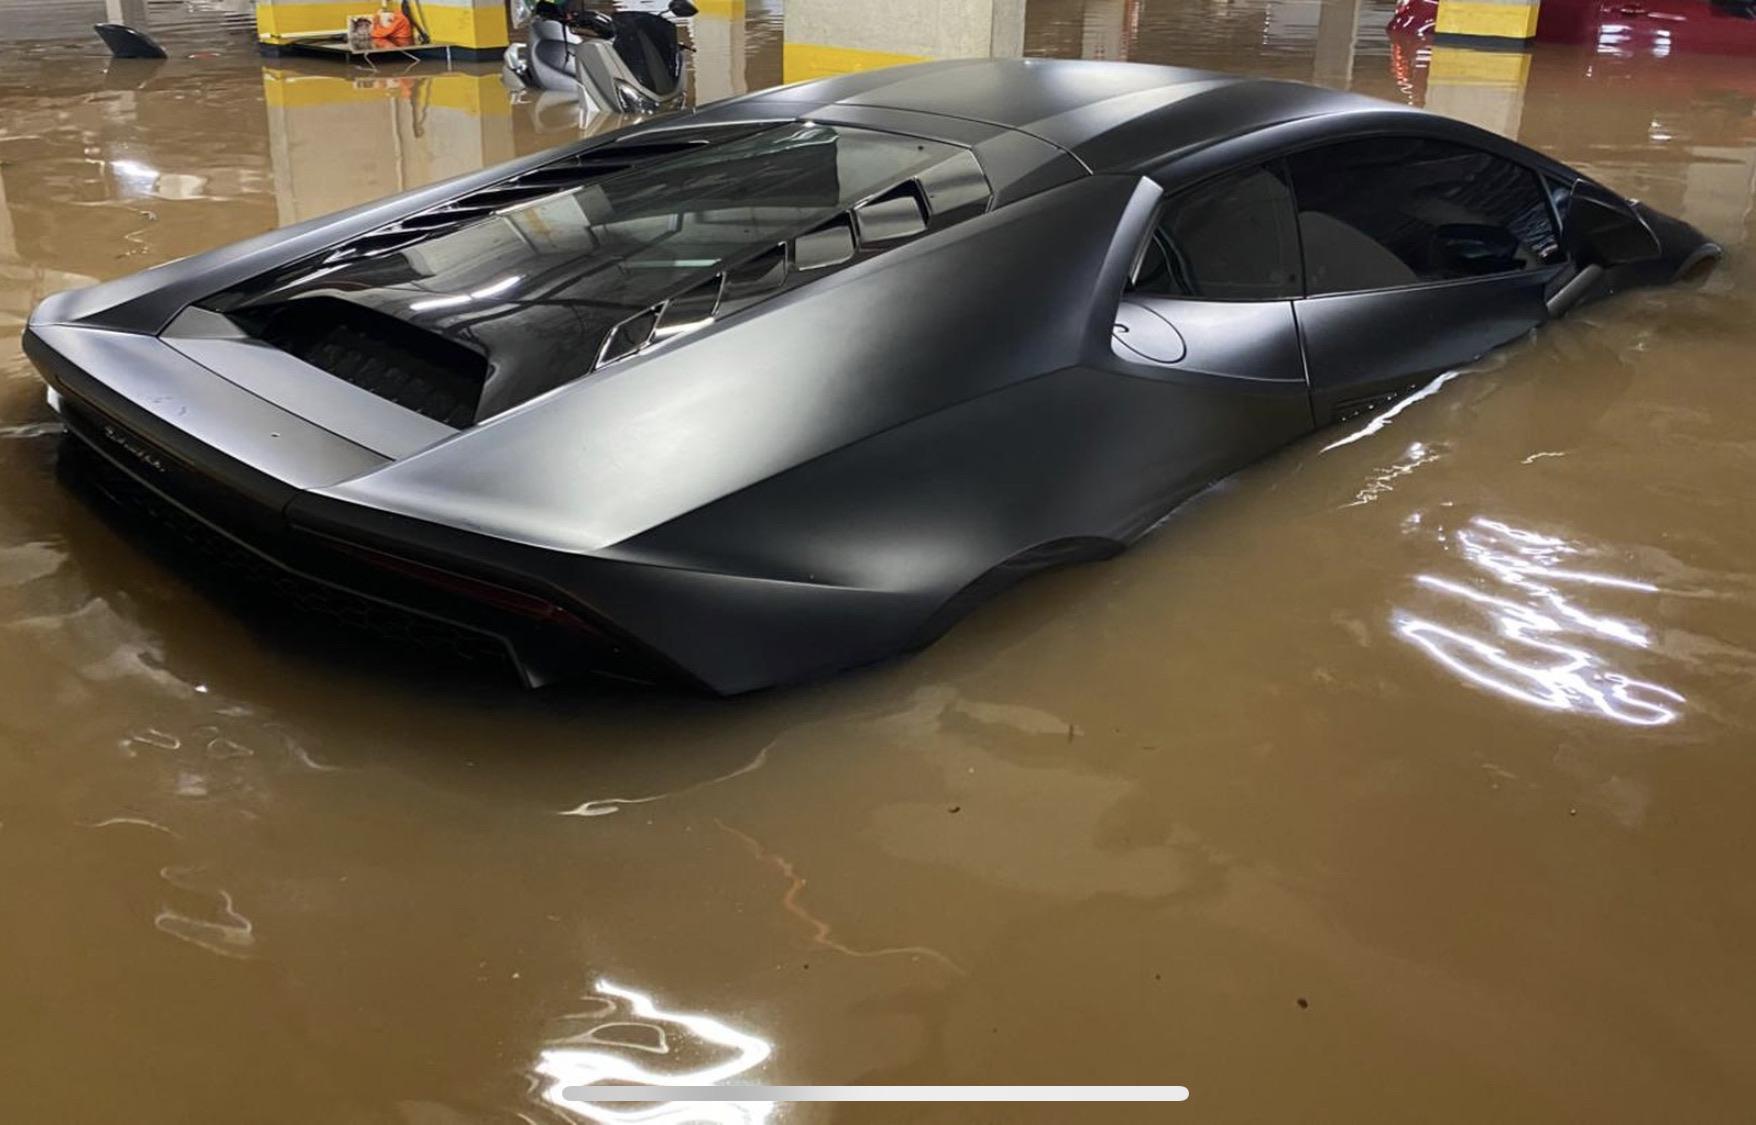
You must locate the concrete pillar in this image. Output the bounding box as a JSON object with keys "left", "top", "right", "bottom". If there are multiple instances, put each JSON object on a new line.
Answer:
{"left": 0, "top": 161, "right": 15, "bottom": 263}
{"left": 103, "top": 0, "right": 151, "bottom": 28}
{"left": 1434, "top": 0, "right": 1541, "bottom": 46}
{"left": 782, "top": 0, "right": 1027, "bottom": 83}
{"left": 989, "top": 0, "right": 1026, "bottom": 58}
{"left": 1311, "top": 0, "right": 1363, "bottom": 89}
{"left": 256, "top": 0, "right": 509, "bottom": 57}
{"left": 689, "top": 0, "right": 749, "bottom": 106}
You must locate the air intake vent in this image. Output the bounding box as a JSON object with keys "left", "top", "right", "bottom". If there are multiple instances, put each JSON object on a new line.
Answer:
{"left": 1331, "top": 389, "right": 1404, "bottom": 424}
{"left": 583, "top": 154, "right": 997, "bottom": 373}
{"left": 240, "top": 297, "right": 488, "bottom": 428}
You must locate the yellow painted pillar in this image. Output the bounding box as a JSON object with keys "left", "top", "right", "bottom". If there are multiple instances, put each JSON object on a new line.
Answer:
{"left": 260, "top": 68, "right": 514, "bottom": 226}
{"left": 1425, "top": 45, "right": 1530, "bottom": 137}
{"left": 257, "top": 0, "right": 509, "bottom": 58}
{"left": 1434, "top": 0, "right": 1541, "bottom": 46}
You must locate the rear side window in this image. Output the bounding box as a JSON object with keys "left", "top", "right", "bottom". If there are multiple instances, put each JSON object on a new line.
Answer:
{"left": 1131, "top": 164, "right": 1303, "bottom": 300}
{"left": 1286, "top": 137, "right": 1561, "bottom": 295}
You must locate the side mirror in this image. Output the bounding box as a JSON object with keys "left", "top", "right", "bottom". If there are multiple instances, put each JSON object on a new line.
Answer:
{"left": 668, "top": 0, "right": 698, "bottom": 15}
{"left": 1563, "top": 182, "right": 1661, "bottom": 267}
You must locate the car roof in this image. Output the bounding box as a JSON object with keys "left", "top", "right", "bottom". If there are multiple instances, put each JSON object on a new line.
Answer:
{"left": 730, "top": 58, "right": 1400, "bottom": 175}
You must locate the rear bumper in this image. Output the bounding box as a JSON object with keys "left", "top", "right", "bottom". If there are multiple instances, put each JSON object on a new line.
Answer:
{"left": 23, "top": 323, "right": 676, "bottom": 689}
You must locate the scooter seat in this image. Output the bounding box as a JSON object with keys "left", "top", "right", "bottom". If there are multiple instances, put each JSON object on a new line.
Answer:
{"left": 527, "top": 18, "right": 579, "bottom": 93}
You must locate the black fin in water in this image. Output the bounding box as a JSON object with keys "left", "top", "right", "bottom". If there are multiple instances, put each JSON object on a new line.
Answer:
{"left": 94, "top": 23, "right": 169, "bottom": 59}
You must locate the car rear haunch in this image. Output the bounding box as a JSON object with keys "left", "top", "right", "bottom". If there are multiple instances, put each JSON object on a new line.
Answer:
{"left": 58, "top": 435, "right": 521, "bottom": 677}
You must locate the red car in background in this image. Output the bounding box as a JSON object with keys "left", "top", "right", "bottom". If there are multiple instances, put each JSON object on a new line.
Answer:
{"left": 1390, "top": 0, "right": 1756, "bottom": 56}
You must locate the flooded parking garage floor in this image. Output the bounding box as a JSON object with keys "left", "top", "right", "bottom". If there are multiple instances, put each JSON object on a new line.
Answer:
{"left": 3, "top": 0, "right": 1756, "bottom": 1120}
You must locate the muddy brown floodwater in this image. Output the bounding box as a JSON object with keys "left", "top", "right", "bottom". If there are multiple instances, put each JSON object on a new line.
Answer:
{"left": 3, "top": 1, "right": 1756, "bottom": 1121}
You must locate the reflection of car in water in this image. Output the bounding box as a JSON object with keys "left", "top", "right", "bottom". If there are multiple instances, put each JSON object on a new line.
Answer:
{"left": 1391, "top": 0, "right": 1756, "bottom": 54}
{"left": 23, "top": 61, "right": 1720, "bottom": 694}
{"left": 503, "top": 0, "right": 696, "bottom": 113}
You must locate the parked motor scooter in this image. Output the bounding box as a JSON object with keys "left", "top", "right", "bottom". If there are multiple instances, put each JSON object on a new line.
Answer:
{"left": 502, "top": 0, "right": 697, "bottom": 114}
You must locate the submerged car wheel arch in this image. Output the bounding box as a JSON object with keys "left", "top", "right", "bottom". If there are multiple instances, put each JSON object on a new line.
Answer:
{"left": 903, "top": 536, "right": 1127, "bottom": 650}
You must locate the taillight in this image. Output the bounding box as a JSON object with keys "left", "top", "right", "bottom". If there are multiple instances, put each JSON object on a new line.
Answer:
{"left": 326, "top": 540, "right": 604, "bottom": 637}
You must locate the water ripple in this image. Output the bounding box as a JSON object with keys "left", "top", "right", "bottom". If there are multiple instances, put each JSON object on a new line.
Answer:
{"left": 560, "top": 746, "right": 769, "bottom": 819}
{"left": 154, "top": 866, "right": 255, "bottom": 959}
{"left": 1346, "top": 441, "right": 1442, "bottom": 508}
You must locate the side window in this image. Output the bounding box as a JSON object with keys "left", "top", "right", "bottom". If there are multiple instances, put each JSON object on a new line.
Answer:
{"left": 1131, "top": 164, "right": 1303, "bottom": 301}
{"left": 1286, "top": 137, "right": 1563, "bottom": 296}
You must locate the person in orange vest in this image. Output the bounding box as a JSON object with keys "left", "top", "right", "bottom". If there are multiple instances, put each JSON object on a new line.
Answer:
{"left": 371, "top": 0, "right": 414, "bottom": 43}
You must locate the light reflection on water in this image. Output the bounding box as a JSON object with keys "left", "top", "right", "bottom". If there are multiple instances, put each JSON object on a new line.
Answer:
{"left": 1322, "top": 369, "right": 1465, "bottom": 452}
{"left": 537, "top": 979, "right": 774, "bottom": 1124}
{"left": 1346, "top": 439, "right": 1441, "bottom": 508}
{"left": 1395, "top": 517, "right": 1684, "bottom": 725}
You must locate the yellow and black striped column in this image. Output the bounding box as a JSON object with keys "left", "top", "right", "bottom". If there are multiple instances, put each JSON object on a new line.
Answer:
{"left": 1434, "top": 0, "right": 1542, "bottom": 47}
{"left": 257, "top": 0, "right": 509, "bottom": 59}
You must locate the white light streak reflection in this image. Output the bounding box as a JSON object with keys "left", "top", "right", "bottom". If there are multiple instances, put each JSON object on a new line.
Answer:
{"left": 1394, "top": 517, "right": 1683, "bottom": 725}
{"left": 1322, "top": 370, "right": 1462, "bottom": 452}
{"left": 408, "top": 274, "right": 522, "bottom": 312}
{"left": 537, "top": 980, "right": 773, "bottom": 1124}
{"left": 560, "top": 746, "right": 769, "bottom": 818}
{"left": 652, "top": 316, "right": 714, "bottom": 342}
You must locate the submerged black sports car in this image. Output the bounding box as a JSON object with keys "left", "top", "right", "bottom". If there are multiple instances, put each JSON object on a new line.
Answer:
{"left": 25, "top": 59, "right": 1718, "bottom": 693}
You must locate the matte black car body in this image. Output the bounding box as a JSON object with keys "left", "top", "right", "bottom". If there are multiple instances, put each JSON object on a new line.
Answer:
{"left": 24, "top": 59, "right": 1718, "bottom": 693}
